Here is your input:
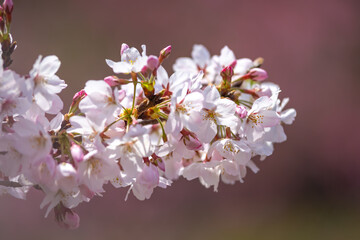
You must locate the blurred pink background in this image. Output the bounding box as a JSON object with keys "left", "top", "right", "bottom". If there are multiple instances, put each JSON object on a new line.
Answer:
{"left": 1, "top": 0, "right": 360, "bottom": 239}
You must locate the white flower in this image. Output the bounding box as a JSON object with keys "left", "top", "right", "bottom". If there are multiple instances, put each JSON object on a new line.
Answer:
{"left": 173, "top": 44, "right": 210, "bottom": 74}
{"left": 0, "top": 69, "right": 30, "bottom": 121}
{"left": 29, "top": 55, "right": 67, "bottom": 114}
{"left": 106, "top": 44, "right": 147, "bottom": 74}
{"left": 194, "top": 86, "right": 238, "bottom": 143}
{"left": 79, "top": 80, "right": 124, "bottom": 122}
{"left": 165, "top": 87, "right": 204, "bottom": 136}
{"left": 77, "top": 150, "right": 119, "bottom": 194}
{"left": 244, "top": 96, "right": 281, "bottom": 142}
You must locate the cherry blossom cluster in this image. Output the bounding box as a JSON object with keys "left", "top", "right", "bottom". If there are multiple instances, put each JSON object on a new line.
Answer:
{"left": 0, "top": 1, "right": 296, "bottom": 229}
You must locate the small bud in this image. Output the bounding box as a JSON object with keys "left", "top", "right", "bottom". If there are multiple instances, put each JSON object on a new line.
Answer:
{"left": 181, "top": 129, "right": 204, "bottom": 151}
{"left": 235, "top": 105, "right": 247, "bottom": 118}
{"left": 104, "top": 76, "right": 131, "bottom": 86}
{"left": 54, "top": 204, "right": 80, "bottom": 230}
{"left": 0, "top": 16, "right": 4, "bottom": 32}
{"left": 159, "top": 45, "right": 171, "bottom": 64}
{"left": 220, "top": 66, "right": 234, "bottom": 80}
{"left": 249, "top": 68, "right": 268, "bottom": 81}
{"left": 70, "top": 143, "right": 84, "bottom": 164}
{"left": 104, "top": 76, "right": 119, "bottom": 86}
{"left": 160, "top": 45, "right": 171, "bottom": 58}
{"left": 229, "top": 60, "right": 237, "bottom": 69}
{"left": 120, "top": 43, "right": 129, "bottom": 55}
{"left": 72, "top": 89, "right": 86, "bottom": 102}
{"left": 3, "top": 0, "right": 13, "bottom": 22}
{"left": 69, "top": 89, "right": 87, "bottom": 114}
{"left": 220, "top": 66, "right": 234, "bottom": 94}
{"left": 147, "top": 55, "right": 159, "bottom": 71}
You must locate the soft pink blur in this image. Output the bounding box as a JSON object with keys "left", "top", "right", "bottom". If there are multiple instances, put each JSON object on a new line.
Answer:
{"left": 1, "top": 0, "right": 360, "bottom": 239}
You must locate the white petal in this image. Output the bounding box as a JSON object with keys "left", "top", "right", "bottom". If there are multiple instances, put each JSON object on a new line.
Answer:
{"left": 281, "top": 108, "right": 296, "bottom": 125}
{"left": 173, "top": 57, "right": 197, "bottom": 73}
{"left": 191, "top": 44, "right": 210, "bottom": 68}
{"left": 39, "top": 55, "right": 61, "bottom": 76}
{"left": 219, "top": 46, "right": 236, "bottom": 67}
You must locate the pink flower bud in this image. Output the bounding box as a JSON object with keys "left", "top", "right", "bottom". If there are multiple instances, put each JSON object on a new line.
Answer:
{"left": 59, "top": 211, "right": 80, "bottom": 230}
{"left": 138, "top": 164, "right": 159, "bottom": 188}
{"left": 220, "top": 66, "right": 234, "bottom": 80}
{"left": 160, "top": 45, "right": 171, "bottom": 58}
{"left": 55, "top": 204, "right": 80, "bottom": 229}
{"left": 71, "top": 143, "right": 84, "bottom": 163}
{"left": 72, "top": 89, "right": 86, "bottom": 102}
{"left": 104, "top": 76, "right": 119, "bottom": 86}
{"left": 229, "top": 60, "right": 237, "bottom": 69}
{"left": 235, "top": 105, "right": 247, "bottom": 118}
{"left": 249, "top": 68, "right": 268, "bottom": 81}
{"left": 0, "top": 18, "right": 4, "bottom": 32}
{"left": 69, "top": 89, "right": 87, "bottom": 113}
{"left": 121, "top": 43, "right": 129, "bottom": 55}
{"left": 147, "top": 55, "right": 159, "bottom": 70}
{"left": 3, "top": 0, "right": 13, "bottom": 15}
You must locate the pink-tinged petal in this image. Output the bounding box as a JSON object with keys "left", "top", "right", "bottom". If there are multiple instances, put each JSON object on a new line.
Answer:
{"left": 203, "top": 85, "right": 220, "bottom": 109}
{"left": 164, "top": 157, "right": 183, "bottom": 180}
{"left": 191, "top": 44, "right": 210, "bottom": 68}
{"left": 39, "top": 55, "right": 61, "bottom": 76}
{"left": 121, "top": 43, "right": 129, "bottom": 55}
{"left": 49, "top": 113, "right": 63, "bottom": 131}
{"left": 71, "top": 144, "right": 84, "bottom": 163}
{"left": 47, "top": 94, "right": 63, "bottom": 114}
{"left": 222, "top": 160, "right": 239, "bottom": 176}
{"left": 199, "top": 167, "right": 220, "bottom": 192}
{"left": 259, "top": 110, "right": 281, "bottom": 127}
{"left": 69, "top": 116, "right": 92, "bottom": 135}
{"left": 236, "top": 105, "right": 247, "bottom": 119}
{"left": 147, "top": 55, "right": 159, "bottom": 70}
{"left": 251, "top": 96, "right": 273, "bottom": 113}
{"left": 192, "top": 116, "right": 217, "bottom": 143}
{"left": 34, "top": 91, "right": 51, "bottom": 112}
{"left": 137, "top": 164, "right": 159, "bottom": 188}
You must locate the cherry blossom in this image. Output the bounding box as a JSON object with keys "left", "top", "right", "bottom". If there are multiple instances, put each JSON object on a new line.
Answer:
{"left": 0, "top": 1, "right": 296, "bottom": 229}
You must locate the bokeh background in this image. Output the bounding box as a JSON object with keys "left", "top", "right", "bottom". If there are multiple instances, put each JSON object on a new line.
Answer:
{"left": 1, "top": 0, "right": 360, "bottom": 239}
